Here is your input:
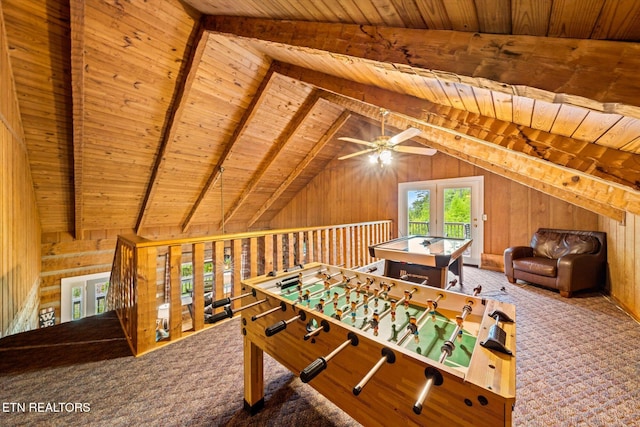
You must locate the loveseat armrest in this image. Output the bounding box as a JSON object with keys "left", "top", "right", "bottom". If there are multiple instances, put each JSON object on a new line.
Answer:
{"left": 557, "top": 253, "right": 606, "bottom": 296}
{"left": 504, "top": 246, "right": 533, "bottom": 282}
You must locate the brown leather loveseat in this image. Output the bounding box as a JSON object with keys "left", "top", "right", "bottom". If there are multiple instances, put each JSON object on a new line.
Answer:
{"left": 504, "top": 228, "right": 607, "bottom": 297}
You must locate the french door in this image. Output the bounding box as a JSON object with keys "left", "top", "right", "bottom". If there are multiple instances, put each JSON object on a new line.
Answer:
{"left": 398, "top": 176, "right": 484, "bottom": 266}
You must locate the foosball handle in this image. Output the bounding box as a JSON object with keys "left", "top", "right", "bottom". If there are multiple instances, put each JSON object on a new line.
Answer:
{"left": 481, "top": 325, "right": 513, "bottom": 355}
{"left": 300, "top": 357, "right": 327, "bottom": 383}
{"left": 208, "top": 307, "right": 233, "bottom": 323}
{"left": 265, "top": 320, "right": 287, "bottom": 337}
{"left": 212, "top": 297, "right": 231, "bottom": 309}
{"left": 280, "top": 279, "right": 300, "bottom": 290}
{"left": 489, "top": 309, "right": 514, "bottom": 323}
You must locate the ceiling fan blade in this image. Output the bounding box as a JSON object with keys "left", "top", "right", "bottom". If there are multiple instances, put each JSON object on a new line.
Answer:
{"left": 338, "top": 136, "right": 376, "bottom": 147}
{"left": 393, "top": 145, "right": 437, "bottom": 156}
{"left": 388, "top": 127, "right": 422, "bottom": 146}
{"left": 338, "top": 148, "right": 376, "bottom": 160}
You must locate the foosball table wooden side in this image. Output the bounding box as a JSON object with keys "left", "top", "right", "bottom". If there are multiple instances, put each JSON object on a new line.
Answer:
{"left": 240, "top": 291, "right": 516, "bottom": 427}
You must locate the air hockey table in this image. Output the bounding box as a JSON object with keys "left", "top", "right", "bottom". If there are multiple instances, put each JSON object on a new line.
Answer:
{"left": 369, "top": 235, "right": 472, "bottom": 288}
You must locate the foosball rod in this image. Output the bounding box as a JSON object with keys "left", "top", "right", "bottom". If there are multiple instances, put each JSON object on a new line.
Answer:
{"left": 412, "top": 368, "right": 444, "bottom": 415}
{"left": 210, "top": 289, "right": 256, "bottom": 309}
{"left": 300, "top": 332, "right": 359, "bottom": 383}
{"left": 412, "top": 285, "right": 482, "bottom": 414}
{"left": 339, "top": 285, "right": 417, "bottom": 321}
{"left": 251, "top": 301, "right": 287, "bottom": 321}
{"left": 439, "top": 285, "right": 482, "bottom": 362}
{"left": 352, "top": 348, "right": 395, "bottom": 395}
{"left": 412, "top": 307, "right": 473, "bottom": 414}
{"left": 303, "top": 319, "right": 330, "bottom": 340}
{"left": 268, "top": 267, "right": 329, "bottom": 290}
{"left": 395, "top": 286, "right": 440, "bottom": 346}
{"left": 308, "top": 273, "right": 357, "bottom": 299}
{"left": 208, "top": 297, "right": 268, "bottom": 323}
{"left": 268, "top": 265, "right": 343, "bottom": 291}
{"left": 281, "top": 269, "right": 345, "bottom": 295}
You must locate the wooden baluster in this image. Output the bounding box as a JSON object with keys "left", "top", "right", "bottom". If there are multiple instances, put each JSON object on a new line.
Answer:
{"left": 169, "top": 245, "right": 183, "bottom": 340}
{"left": 275, "top": 234, "right": 283, "bottom": 271}
{"left": 232, "top": 239, "right": 243, "bottom": 311}
{"left": 213, "top": 241, "right": 225, "bottom": 314}
{"left": 264, "top": 234, "right": 275, "bottom": 273}
{"left": 249, "top": 237, "right": 259, "bottom": 276}
{"left": 137, "top": 245, "right": 157, "bottom": 354}
{"left": 307, "top": 230, "right": 315, "bottom": 263}
{"left": 192, "top": 242, "right": 205, "bottom": 331}
{"left": 295, "top": 231, "right": 305, "bottom": 265}
{"left": 322, "top": 229, "right": 330, "bottom": 263}
{"left": 287, "top": 232, "right": 295, "bottom": 268}
{"left": 315, "top": 230, "right": 322, "bottom": 263}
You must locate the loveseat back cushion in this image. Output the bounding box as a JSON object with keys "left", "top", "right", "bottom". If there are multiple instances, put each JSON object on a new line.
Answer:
{"left": 531, "top": 230, "right": 600, "bottom": 259}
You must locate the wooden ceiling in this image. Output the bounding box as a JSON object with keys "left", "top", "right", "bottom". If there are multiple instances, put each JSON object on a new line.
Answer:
{"left": 3, "top": 0, "right": 640, "bottom": 239}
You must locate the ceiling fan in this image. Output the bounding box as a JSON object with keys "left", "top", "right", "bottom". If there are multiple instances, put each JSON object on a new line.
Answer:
{"left": 338, "top": 108, "right": 437, "bottom": 166}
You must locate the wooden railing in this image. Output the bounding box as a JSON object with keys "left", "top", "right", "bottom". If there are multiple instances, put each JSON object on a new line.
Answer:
{"left": 408, "top": 221, "right": 471, "bottom": 239}
{"left": 107, "top": 220, "right": 392, "bottom": 356}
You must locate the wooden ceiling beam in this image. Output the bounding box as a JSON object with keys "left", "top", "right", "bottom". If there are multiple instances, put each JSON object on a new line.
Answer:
{"left": 135, "top": 18, "right": 208, "bottom": 235}
{"left": 221, "top": 90, "right": 323, "bottom": 229}
{"left": 247, "top": 106, "right": 352, "bottom": 227}
{"left": 181, "top": 62, "right": 279, "bottom": 233}
{"left": 205, "top": 15, "right": 640, "bottom": 111}
{"left": 272, "top": 63, "right": 639, "bottom": 220}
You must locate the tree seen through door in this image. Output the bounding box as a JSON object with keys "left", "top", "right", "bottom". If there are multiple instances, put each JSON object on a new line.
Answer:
{"left": 408, "top": 188, "right": 471, "bottom": 238}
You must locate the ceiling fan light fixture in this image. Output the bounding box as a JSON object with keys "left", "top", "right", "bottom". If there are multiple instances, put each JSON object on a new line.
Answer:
{"left": 379, "top": 149, "right": 392, "bottom": 164}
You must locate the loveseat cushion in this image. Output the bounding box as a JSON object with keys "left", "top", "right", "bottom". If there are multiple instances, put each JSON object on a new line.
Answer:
{"left": 531, "top": 230, "right": 600, "bottom": 259}
{"left": 513, "top": 257, "right": 557, "bottom": 277}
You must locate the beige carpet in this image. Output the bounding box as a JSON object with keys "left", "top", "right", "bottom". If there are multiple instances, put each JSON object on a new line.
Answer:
{"left": 1, "top": 267, "right": 639, "bottom": 426}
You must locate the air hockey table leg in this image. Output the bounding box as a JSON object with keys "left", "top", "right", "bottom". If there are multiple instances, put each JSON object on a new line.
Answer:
{"left": 243, "top": 336, "right": 264, "bottom": 415}
{"left": 449, "top": 257, "right": 464, "bottom": 287}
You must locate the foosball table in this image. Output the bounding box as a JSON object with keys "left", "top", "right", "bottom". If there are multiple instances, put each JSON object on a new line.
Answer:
{"left": 220, "top": 262, "right": 516, "bottom": 426}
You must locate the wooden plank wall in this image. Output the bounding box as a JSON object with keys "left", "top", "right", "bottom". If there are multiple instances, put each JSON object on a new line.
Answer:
{"left": 39, "top": 232, "right": 126, "bottom": 324}
{"left": 269, "top": 152, "right": 599, "bottom": 258}
{"left": 600, "top": 213, "right": 640, "bottom": 321}
{"left": 0, "top": 8, "right": 41, "bottom": 337}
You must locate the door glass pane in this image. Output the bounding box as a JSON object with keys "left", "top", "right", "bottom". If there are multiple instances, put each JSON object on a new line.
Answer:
{"left": 443, "top": 187, "right": 471, "bottom": 239}
{"left": 407, "top": 190, "right": 431, "bottom": 235}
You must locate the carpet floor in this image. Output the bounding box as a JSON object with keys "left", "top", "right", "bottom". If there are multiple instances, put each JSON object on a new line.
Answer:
{"left": 1, "top": 267, "right": 639, "bottom": 426}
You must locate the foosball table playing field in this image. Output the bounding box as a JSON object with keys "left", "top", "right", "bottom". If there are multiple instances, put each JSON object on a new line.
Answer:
{"left": 223, "top": 262, "right": 516, "bottom": 426}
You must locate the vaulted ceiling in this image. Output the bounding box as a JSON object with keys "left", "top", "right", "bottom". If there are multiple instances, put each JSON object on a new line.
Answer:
{"left": 3, "top": 0, "right": 640, "bottom": 239}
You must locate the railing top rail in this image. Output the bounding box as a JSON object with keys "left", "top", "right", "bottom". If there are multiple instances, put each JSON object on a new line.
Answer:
{"left": 118, "top": 220, "right": 393, "bottom": 248}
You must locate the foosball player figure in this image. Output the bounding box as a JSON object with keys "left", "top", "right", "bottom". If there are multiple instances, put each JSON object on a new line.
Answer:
{"left": 355, "top": 281, "right": 363, "bottom": 298}
{"left": 404, "top": 290, "right": 411, "bottom": 309}
{"left": 302, "top": 289, "right": 311, "bottom": 306}
{"left": 332, "top": 291, "right": 340, "bottom": 310}
{"left": 427, "top": 299, "right": 436, "bottom": 322}
{"left": 370, "top": 311, "right": 380, "bottom": 336}
{"left": 334, "top": 307, "right": 343, "bottom": 321}
{"left": 381, "top": 282, "right": 390, "bottom": 299}
{"left": 407, "top": 315, "right": 419, "bottom": 343}
{"left": 373, "top": 288, "right": 380, "bottom": 308}
{"left": 345, "top": 290, "right": 351, "bottom": 305}
{"left": 350, "top": 300, "right": 358, "bottom": 323}
{"left": 456, "top": 315, "right": 464, "bottom": 341}
{"left": 316, "top": 298, "right": 325, "bottom": 314}
{"left": 390, "top": 299, "right": 397, "bottom": 322}
{"left": 366, "top": 277, "right": 375, "bottom": 288}
{"left": 363, "top": 294, "right": 370, "bottom": 315}
{"left": 324, "top": 280, "right": 331, "bottom": 297}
